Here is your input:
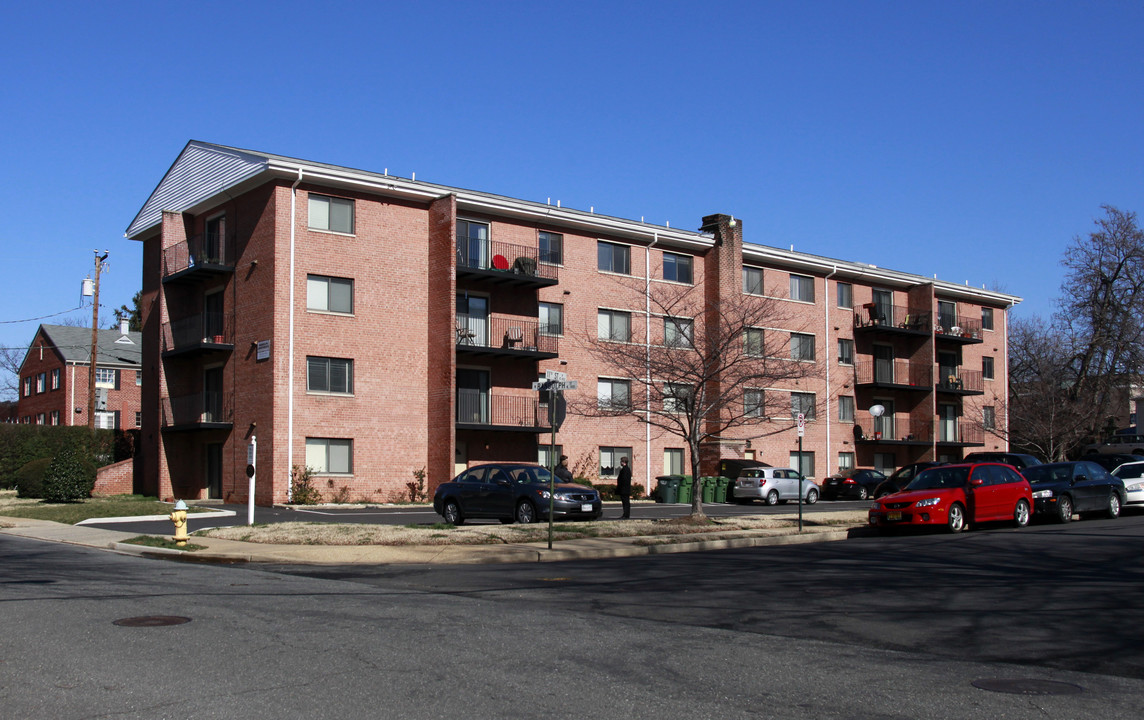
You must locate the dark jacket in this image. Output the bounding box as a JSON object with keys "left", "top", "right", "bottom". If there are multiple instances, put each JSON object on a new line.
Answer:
{"left": 555, "top": 465, "right": 573, "bottom": 482}
{"left": 616, "top": 464, "right": 632, "bottom": 496}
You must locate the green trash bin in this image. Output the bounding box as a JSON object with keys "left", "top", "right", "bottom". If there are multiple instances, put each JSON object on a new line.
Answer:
{"left": 702, "top": 476, "right": 716, "bottom": 504}
{"left": 677, "top": 475, "right": 694, "bottom": 505}
{"left": 654, "top": 475, "right": 680, "bottom": 504}
{"left": 714, "top": 476, "right": 730, "bottom": 503}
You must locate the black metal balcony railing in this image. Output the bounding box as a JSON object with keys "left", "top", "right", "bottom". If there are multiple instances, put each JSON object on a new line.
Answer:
{"left": 856, "top": 416, "right": 934, "bottom": 443}
{"left": 456, "top": 389, "right": 550, "bottom": 429}
{"left": 855, "top": 359, "right": 932, "bottom": 387}
{"left": 936, "top": 369, "right": 983, "bottom": 393}
{"left": 162, "top": 391, "right": 233, "bottom": 428}
{"left": 854, "top": 304, "right": 931, "bottom": 332}
{"left": 162, "top": 312, "right": 234, "bottom": 353}
{"left": 456, "top": 239, "right": 559, "bottom": 282}
{"left": 937, "top": 424, "right": 984, "bottom": 445}
{"left": 163, "top": 233, "right": 235, "bottom": 278}
{"left": 455, "top": 314, "right": 558, "bottom": 355}
{"left": 935, "top": 314, "right": 983, "bottom": 340}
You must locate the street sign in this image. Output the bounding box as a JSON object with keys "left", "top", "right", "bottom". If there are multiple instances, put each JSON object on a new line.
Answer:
{"left": 531, "top": 381, "right": 550, "bottom": 391}
{"left": 797, "top": 412, "right": 805, "bottom": 437}
{"left": 549, "top": 380, "right": 578, "bottom": 390}
{"left": 545, "top": 369, "right": 567, "bottom": 382}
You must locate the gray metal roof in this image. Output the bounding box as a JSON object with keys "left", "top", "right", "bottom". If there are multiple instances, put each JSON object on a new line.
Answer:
{"left": 36, "top": 325, "right": 142, "bottom": 367}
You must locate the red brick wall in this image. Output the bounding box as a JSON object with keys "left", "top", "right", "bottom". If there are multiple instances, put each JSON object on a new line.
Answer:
{"left": 93, "top": 458, "right": 134, "bottom": 496}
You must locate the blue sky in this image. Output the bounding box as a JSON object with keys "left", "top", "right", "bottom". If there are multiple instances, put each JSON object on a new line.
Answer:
{"left": 3, "top": 1, "right": 1142, "bottom": 389}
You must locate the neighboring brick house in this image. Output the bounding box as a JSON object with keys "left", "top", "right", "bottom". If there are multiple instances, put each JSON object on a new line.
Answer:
{"left": 16, "top": 323, "right": 143, "bottom": 429}
{"left": 125, "top": 141, "right": 1020, "bottom": 505}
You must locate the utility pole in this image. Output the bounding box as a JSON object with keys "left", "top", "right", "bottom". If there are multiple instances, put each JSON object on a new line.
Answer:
{"left": 87, "top": 251, "right": 109, "bottom": 428}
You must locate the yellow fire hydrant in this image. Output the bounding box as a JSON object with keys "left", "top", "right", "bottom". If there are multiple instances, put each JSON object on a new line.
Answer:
{"left": 170, "top": 500, "right": 189, "bottom": 547}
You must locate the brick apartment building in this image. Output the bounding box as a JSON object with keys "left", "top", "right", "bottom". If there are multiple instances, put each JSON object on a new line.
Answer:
{"left": 16, "top": 323, "right": 143, "bottom": 429}
{"left": 125, "top": 141, "right": 1020, "bottom": 504}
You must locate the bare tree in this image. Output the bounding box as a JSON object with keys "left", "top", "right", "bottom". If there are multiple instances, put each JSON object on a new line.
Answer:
{"left": 570, "top": 277, "right": 820, "bottom": 518}
{"left": 0, "top": 344, "right": 23, "bottom": 402}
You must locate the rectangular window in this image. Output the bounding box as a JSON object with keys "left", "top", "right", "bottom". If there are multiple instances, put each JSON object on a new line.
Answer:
{"left": 663, "top": 252, "right": 693, "bottom": 284}
{"left": 745, "top": 327, "right": 764, "bottom": 357}
{"left": 599, "top": 446, "right": 632, "bottom": 478}
{"left": 50, "top": 410, "right": 60, "bottom": 426}
{"left": 836, "top": 282, "right": 853, "bottom": 309}
{"left": 743, "top": 267, "right": 763, "bottom": 295}
{"left": 308, "top": 194, "right": 354, "bottom": 234}
{"left": 938, "top": 300, "right": 957, "bottom": 332}
{"left": 598, "top": 309, "right": 631, "bottom": 342}
{"left": 538, "top": 231, "right": 563, "bottom": 265}
{"left": 664, "top": 448, "right": 684, "bottom": 475}
{"left": 307, "top": 275, "right": 354, "bottom": 314}
{"left": 457, "top": 219, "right": 490, "bottom": 269}
{"left": 539, "top": 302, "right": 563, "bottom": 336}
{"left": 790, "top": 451, "right": 815, "bottom": 479}
{"left": 134, "top": 411, "right": 142, "bottom": 428}
{"left": 538, "top": 444, "right": 563, "bottom": 469}
{"left": 664, "top": 383, "right": 692, "bottom": 413}
{"left": 95, "top": 368, "right": 117, "bottom": 389}
{"left": 983, "top": 406, "right": 996, "bottom": 430}
{"left": 664, "top": 317, "right": 694, "bottom": 348}
{"left": 790, "top": 274, "right": 815, "bottom": 302}
{"left": 22, "top": 377, "right": 30, "bottom": 397}
{"left": 94, "top": 411, "right": 117, "bottom": 430}
{"left": 837, "top": 338, "right": 854, "bottom": 365}
{"left": 745, "top": 389, "right": 765, "bottom": 418}
{"left": 36, "top": 373, "right": 46, "bottom": 393}
{"left": 306, "top": 357, "right": 354, "bottom": 394}
{"left": 791, "top": 392, "right": 816, "bottom": 420}
{"left": 791, "top": 333, "right": 815, "bottom": 361}
{"left": 51, "top": 368, "right": 60, "bottom": 390}
{"left": 598, "top": 378, "right": 631, "bottom": 410}
{"left": 35, "top": 413, "right": 45, "bottom": 425}
{"left": 982, "top": 307, "right": 994, "bottom": 331}
{"left": 983, "top": 356, "right": 995, "bottom": 380}
{"left": 135, "top": 370, "right": 142, "bottom": 386}
{"left": 598, "top": 241, "right": 630, "bottom": 274}
{"left": 839, "top": 395, "right": 855, "bottom": 423}
{"left": 838, "top": 452, "right": 854, "bottom": 471}
{"left": 305, "top": 438, "right": 353, "bottom": 474}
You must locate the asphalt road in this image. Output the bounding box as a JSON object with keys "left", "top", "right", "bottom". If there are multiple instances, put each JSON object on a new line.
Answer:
{"left": 5, "top": 510, "right": 1143, "bottom": 718}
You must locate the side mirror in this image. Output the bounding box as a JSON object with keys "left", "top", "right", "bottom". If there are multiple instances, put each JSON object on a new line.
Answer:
{"left": 970, "top": 478, "right": 985, "bottom": 487}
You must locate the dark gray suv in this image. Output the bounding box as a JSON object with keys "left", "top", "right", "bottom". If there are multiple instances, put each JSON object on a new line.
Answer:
{"left": 433, "top": 463, "right": 602, "bottom": 525}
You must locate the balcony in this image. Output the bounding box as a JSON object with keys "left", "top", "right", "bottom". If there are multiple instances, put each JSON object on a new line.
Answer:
{"left": 455, "top": 390, "right": 551, "bottom": 432}
{"left": 935, "top": 315, "right": 983, "bottom": 344}
{"left": 855, "top": 359, "right": 932, "bottom": 391}
{"left": 936, "top": 369, "right": 984, "bottom": 395}
{"left": 854, "top": 417, "right": 934, "bottom": 445}
{"left": 854, "top": 304, "right": 931, "bottom": 336}
{"left": 456, "top": 239, "right": 558, "bottom": 288}
{"left": 162, "top": 233, "right": 234, "bottom": 283}
{"left": 455, "top": 315, "right": 558, "bottom": 359}
{"left": 161, "top": 391, "right": 233, "bottom": 432}
{"left": 162, "top": 312, "right": 234, "bottom": 358}
{"left": 936, "top": 424, "right": 985, "bottom": 447}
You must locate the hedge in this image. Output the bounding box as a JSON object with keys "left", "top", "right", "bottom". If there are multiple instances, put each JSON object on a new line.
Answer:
{"left": 0, "top": 425, "right": 134, "bottom": 490}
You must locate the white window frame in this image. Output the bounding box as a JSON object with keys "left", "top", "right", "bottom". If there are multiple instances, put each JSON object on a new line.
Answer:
{"left": 538, "top": 231, "right": 563, "bottom": 265}
{"left": 790, "top": 274, "right": 815, "bottom": 303}
{"left": 790, "top": 451, "right": 815, "bottom": 479}
{"left": 663, "top": 383, "right": 692, "bottom": 414}
{"left": 307, "top": 274, "right": 354, "bottom": 314}
{"left": 838, "top": 452, "right": 855, "bottom": 471}
{"left": 745, "top": 327, "right": 765, "bottom": 357}
{"left": 598, "top": 377, "right": 632, "bottom": 411}
{"left": 598, "top": 241, "right": 631, "bottom": 275}
{"left": 306, "top": 356, "right": 354, "bottom": 395}
{"left": 745, "top": 388, "right": 766, "bottom": 418}
{"left": 836, "top": 282, "right": 853, "bottom": 309}
{"left": 791, "top": 391, "right": 816, "bottom": 420}
{"left": 539, "top": 302, "right": 563, "bottom": 336}
{"left": 838, "top": 395, "right": 855, "bottom": 423}
{"left": 95, "top": 368, "right": 116, "bottom": 389}
{"left": 599, "top": 446, "right": 632, "bottom": 478}
{"left": 598, "top": 309, "right": 632, "bottom": 342}
{"left": 982, "top": 307, "right": 994, "bottom": 331}
{"left": 791, "top": 333, "right": 816, "bottom": 362}
{"left": 664, "top": 448, "right": 684, "bottom": 475}
{"left": 983, "top": 356, "right": 995, "bottom": 380}
{"left": 743, "top": 266, "right": 764, "bottom": 296}
{"left": 662, "top": 252, "right": 693, "bottom": 284}
{"left": 308, "top": 194, "right": 355, "bottom": 234}
{"left": 983, "top": 406, "right": 996, "bottom": 430}
{"left": 837, "top": 338, "right": 854, "bottom": 365}
{"left": 664, "top": 317, "right": 694, "bottom": 349}
{"left": 305, "top": 437, "right": 353, "bottom": 474}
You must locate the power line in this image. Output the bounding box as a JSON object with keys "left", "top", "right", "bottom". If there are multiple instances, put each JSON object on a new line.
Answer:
{"left": 0, "top": 305, "right": 87, "bottom": 324}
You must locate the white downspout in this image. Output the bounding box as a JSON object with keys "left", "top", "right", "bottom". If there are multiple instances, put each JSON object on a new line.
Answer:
{"left": 824, "top": 265, "right": 838, "bottom": 474}
{"left": 287, "top": 169, "right": 303, "bottom": 501}
{"left": 68, "top": 365, "right": 74, "bottom": 426}
{"left": 645, "top": 233, "right": 659, "bottom": 494}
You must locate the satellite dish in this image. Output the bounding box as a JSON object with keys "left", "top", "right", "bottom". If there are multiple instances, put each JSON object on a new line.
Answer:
{"left": 869, "top": 404, "right": 885, "bottom": 418}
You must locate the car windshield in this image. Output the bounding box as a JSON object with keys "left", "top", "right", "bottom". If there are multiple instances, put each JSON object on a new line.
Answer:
{"left": 906, "top": 467, "right": 969, "bottom": 490}
{"left": 1021, "top": 465, "right": 1071, "bottom": 485}
{"left": 1115, "top": 464, "right": 1144, "bottom": 479}
{"left": 505, "top": 466, "right": 554, "bottom": 484}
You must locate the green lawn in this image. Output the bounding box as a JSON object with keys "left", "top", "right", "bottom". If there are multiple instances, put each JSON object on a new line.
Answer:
{"left": 0, "top": 494, "right": 209, "bottom": 525}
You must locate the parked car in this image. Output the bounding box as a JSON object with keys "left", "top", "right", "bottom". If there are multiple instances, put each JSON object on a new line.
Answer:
{"left": 1021, "top": 461, "right": 1127, "bottom": 523}
{"left": 873, "top": 462, "right": 946, "bottom": 498}
{"left": 868, "top": 462, "right": 1033, "bottom": 533}
{"left": 732, "top": 467, "right": 818, "bottom": 505}
{"left": 1111, "top": 461, "right": 1144, "bottom": 508}
{"left": 1078, "top": 453, "right": 1141, "bottom": 474}
{"left": 718, "top": 458, "right": 771, "bottom": 480}
{"left": 821, "top": 468, "right": 887, "bottom": 501}
{"left": 432, "top": 463, "right": 602, "bottom": 525}
{"left": 961, "top": 452, "right": 1043, "bottom": 470}
{"left": 1081, "top": 434, "right": 1144, "bottom": 456}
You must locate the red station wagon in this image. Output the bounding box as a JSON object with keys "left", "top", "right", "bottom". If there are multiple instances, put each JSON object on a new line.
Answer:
{"left": 868, "top": 462, "right": 1033, "bottom": 533}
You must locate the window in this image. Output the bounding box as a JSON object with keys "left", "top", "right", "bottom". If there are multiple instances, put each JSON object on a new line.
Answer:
{"left": 539, "top": 302, "right": 563, "bottom": 336}
{"left": 791, "top": 392, "right": 815, "bottom": 420}
{"left": 664, "top": 383, "right": 692, "bottom": 414}
{"left": 35, "top": 373, "right": 45, "bottom": 393}
{"left": 837, "top": 338, "right": 854, "bottom": 365}
{"left": 22, "top": 377, "right": 30, "bottom": 397}
{"left": 982, "top": 356, "right": 995, "bottom": 380}
{"left": 745, "top": 327, "right": 764, "bottom": 357}
{"left": 790, "top": 274, "right": 815, "bottom": 302}
{"left": 874, "top": 453, "right": 896, "bottom": 475}
{"left": 51, "top": 368, "right": 60, "bottom": 390}
{"left": 982, "top": 307, "right": 994, "bottom": 330}
{"left": 135, "top": 370, "right": 142, "bottom": 386}
{"left": 538, "top": 444, "right": 563, "bottom": 469}
{"left": 307, "top": 356, "right": 354, "bottom": 394}
{"left": 599, "top": 446, "right": 632, "bottom": 478}
{"left": 663, "top": 253, "right": 693, "bottom": 284}
{"left": 305, "top": 438, "right": 353, "bottom": 474}
{"left": 938, "top": 300, "right": 957, "bottom": 331}
{"left": 745, "top": 389, "right": 765, "bottom": 417}
{"left": 95, "top": 368, "right": 118, "bottom": 389}
{"left": 457, "top": 219, "right": 490, "bottom": 269}
{"left": 983, "top": 406, "right": 996, "bottom": 430}
{"left": 598, "top": 241, "right": 630, "bottom": 274}
{"left": 307, "top": 275, "right": 354, "bottom": 314}
{"left": 790, "top": 451, "right": 815, "bottom": 479}
{"left": 35, "top": 413, "right": 45, "bottom": 425}
{"left": 308, "top": 194, "right": 354, "bottom": 234}
{"left": 664, "top": 448, "right": 684, "bottom": 475}
{"left": 791, "top": 333, "right": 815, "bottom": 361}
{"left": 94, "top": 411, "right": 117, "bottom": 430}
{"left": 836, "top": 282, "right": 853, "bottom": 309}
{"left": 134, "top": 411, "right": 142, "bottom": 428}
{"left": 598, "top": 378, "right": 631, "bottom": 410}
{"left": 743, "top": 267, "right": 763, "bottom": 295}
{"left": 598, "top": 309, "right": 631, "bottom": 342}
{"left": 838, "top": 395, "right": 855, "bottom": 423}
{"left": 50, "top": 410, "right": 60, "bottom": 426}
{"left": 664, "top": 317, "right": 694, "bottom": 348}
{"left": 538, "top": 231, "right": 563, "bottom": 265}
{"left": 838, "top": 452, "right": 854, "bottom": 471}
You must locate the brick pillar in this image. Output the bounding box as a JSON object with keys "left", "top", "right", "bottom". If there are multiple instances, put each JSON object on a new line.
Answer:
{"left": 699, "top": 214, "right": 745, "bottom": 474}
{"left": 427, "top": 195, "right": 458, "bottom": 492}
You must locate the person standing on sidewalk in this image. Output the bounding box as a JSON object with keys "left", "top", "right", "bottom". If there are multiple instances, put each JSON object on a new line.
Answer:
{"left": 616, "top": 456, "right": 632, "bottom": 519}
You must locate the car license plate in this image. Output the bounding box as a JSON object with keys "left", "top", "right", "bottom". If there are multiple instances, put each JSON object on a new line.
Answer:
{"left": 581, "top": 503, "right": 593, "bottom": 512}
{"left": 887, "top": 511, "right": 902, "bottom": 521}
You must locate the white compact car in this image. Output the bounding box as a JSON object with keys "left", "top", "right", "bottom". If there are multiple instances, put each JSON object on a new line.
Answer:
{"left": 732, "top": 467, "right": 818, "bottom": 505}
{"left": 1111, "top": 461, "right": 1144, "bottom": 507}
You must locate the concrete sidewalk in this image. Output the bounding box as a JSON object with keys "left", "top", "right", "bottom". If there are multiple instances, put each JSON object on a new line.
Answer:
{"left": 0, "top": 512, "right": 869, "bottom": 565}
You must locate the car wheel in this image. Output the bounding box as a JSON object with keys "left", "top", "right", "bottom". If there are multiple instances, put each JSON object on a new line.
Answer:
{"left": 516, "top": 500, "right": 537, "bottom": 524}
{"left": 857, "top": 486, "right": 869, "bottom": 501}
{"left": 806, "top": 488, "right": 819, "bottom": 505}
{"left": 443, "top": 500, "right": 464, "bottom": 526}
{"left": 1055, "top": 495, "right": 1073, "bottom": 523}
{"left": 1108, "top": 492, "right": 1122, "bottom": 519}
{"left": 1013, "top": 499, "right": 1030, "bottom": 528}
{"left": 766, "top": 489, "right": 780, "bottom": 506}
{"left": 946, "top": 502, "right": 966, "bottom": 533}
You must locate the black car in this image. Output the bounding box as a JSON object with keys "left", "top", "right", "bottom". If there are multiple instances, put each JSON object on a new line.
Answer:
{"left": 1077, "top": 453, "right": 1142, "bottom": 474}
{"left": 873, "top": 462, "right": 946, "bottom": 498}
{"left": 961, "top": 452, "right": 1043, "bottom": 470}
{"left": 433, "top": 463, "right": 602, "bottom": 525}
{"left": 1022, "top": 461, "right": 1127, "bottom": 523}
{"left": 821, "top": 468, "right": 887, "bottom": 501}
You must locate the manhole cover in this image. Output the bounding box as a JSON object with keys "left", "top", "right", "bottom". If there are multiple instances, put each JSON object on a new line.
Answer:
{"left": 113, "top": 616, "right": 192, "bottom": 627}
{"left": 972, "top": 678, "right": 1083, "bottom": 695}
